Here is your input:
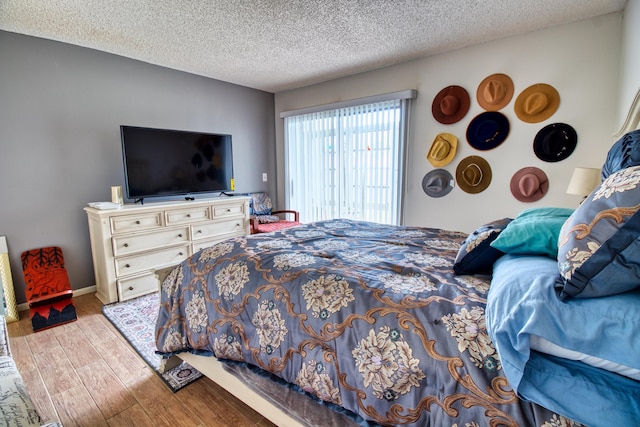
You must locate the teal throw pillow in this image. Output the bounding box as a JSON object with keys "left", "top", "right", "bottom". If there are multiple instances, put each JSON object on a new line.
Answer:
{"left": 490, "top": 207, "right": 574, "bottom": 258}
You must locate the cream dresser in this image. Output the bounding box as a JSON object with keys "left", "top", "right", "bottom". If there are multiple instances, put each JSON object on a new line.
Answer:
{"left": 84, "top": 196, "right": 249, "bottom": 304}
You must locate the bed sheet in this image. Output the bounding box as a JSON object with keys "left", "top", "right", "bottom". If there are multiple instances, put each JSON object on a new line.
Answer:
{"left": 487, "top": 254, "right": 640, "bottom": 426}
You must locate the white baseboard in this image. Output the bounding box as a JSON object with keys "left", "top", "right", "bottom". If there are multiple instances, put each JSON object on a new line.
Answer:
{"left": 17, "top": 285, "right": 97, "bottom": 313}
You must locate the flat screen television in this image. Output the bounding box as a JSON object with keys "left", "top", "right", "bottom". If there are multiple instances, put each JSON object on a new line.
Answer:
{"left": 120, "top": 125, "right": 234, "bottom": 202}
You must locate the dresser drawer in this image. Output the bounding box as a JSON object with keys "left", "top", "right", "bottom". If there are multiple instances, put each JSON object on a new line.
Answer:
{"left": 192, "top": 218, "right": 245, "bottom": 241}
{"left": 115, "top": 244, "right": 190, "bottom": 277}
{"left": 110, "top": 212, "right": 164, "bottom": 235}
{"left": 165, "top": 206, "right": 212, "bottom": 225}
{"left": 112, "top": 227, "right": 190, "bottom": 256}
{"left": 213, "top": 202, "right": 245, "bottom": 218}
{"left": 191, "top": 230, "right": 245, "bottom": 252}
{"left": 117, "top": 272, "right": 159, "bottom": 301}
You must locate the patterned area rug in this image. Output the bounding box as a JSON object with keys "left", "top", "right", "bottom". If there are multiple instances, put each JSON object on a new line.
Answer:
{"left": 102, "top": 292, "right": 202, "bottom": 392}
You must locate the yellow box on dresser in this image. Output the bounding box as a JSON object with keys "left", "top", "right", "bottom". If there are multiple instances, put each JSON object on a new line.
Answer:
{"left": 85, "top": 196, "right": 249, "bottom": 304}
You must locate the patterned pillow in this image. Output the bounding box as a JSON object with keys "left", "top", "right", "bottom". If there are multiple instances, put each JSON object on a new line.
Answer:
{"left": 0, "top": 315, "right": 8, "bottom": 357}
{"left": 453, "top": 218, "right": 512, "bottom": 275}
{"left": 0, "top": 355, "right": 42, "bottom": 427}
{"left": 257, "top": 214, "right": 280, "bottom": 224}
{"left": 557, "top": 165, "right": 640, "bottom": 300}
{"left": 250, "top": 193, "right": 272, "bottom": 216}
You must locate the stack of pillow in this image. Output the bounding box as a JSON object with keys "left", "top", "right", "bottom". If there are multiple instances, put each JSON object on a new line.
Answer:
{"left": 454, "top": 161, "right": 640, "bottom": 300}
{"left": 453, "top": 207, "right": 572, "bottom": 275}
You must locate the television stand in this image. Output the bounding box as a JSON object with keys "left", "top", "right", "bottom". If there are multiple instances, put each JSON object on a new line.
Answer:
{"left": 84, "top": 197, "right": 250, "bottom": 303}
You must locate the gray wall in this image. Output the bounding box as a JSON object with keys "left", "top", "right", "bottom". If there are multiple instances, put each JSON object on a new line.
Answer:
{"left": 0, "top": 31, "right": 275, "bottom": 304}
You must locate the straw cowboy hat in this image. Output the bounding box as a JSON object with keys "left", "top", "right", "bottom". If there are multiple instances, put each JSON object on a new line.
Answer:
{"left": 466, "top": 112, "right": 510, "bottom": 150}
{"left": 514, "top": 83, "right": 560, "bottom": 123}
{"left": 533, "top": 123, "right": 577, "bottom": 162}
{"left": 510, "top": 167, "right": 549, "bottom": 202}
{"left": 427, "top": 133, "right": 458, "bottom": 167}
{"left": 476, "top": 73, "right": 514, "bottom": 111}
{"left": 456, "top": 156, "right": 492, "bottom": 194}
{"left": 432, "top": 85, "right": 470, "bottom": 124}
{"left": 422, "top": 169, "right": 455, "bottom": 198}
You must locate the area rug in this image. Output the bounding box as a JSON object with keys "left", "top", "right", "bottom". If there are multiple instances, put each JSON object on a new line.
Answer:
{"left": 102, "top": 292, "right": 202, "bottom": 392}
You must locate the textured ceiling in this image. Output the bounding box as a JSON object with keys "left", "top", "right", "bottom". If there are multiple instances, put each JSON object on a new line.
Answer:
{"left": 0, "top": 0, "right": 627, "bottom": 93}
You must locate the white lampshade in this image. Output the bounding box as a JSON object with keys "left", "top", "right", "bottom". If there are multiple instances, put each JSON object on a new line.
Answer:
{"left": 566, "top": 167, "right": 602, "bottom": 197}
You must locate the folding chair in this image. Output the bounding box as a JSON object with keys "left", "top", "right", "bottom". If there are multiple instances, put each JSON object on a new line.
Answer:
{"left": 21, "top": 246, "right": 77, "bottom": 332}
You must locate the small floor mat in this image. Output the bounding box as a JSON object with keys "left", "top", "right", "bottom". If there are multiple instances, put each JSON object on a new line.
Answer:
{"left": 102, "top": 292, "right": 201, "bottom": 392}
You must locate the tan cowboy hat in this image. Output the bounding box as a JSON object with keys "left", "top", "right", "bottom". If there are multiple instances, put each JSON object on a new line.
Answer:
{"left": 514, "top": 83, "right": 560, "bottom": 123}
{"left": 427, "top": 133, "right": 458, "bottom": 167}
{"left": 432, "top": 85, "right": 470, "bottom": 124}
{"left": 510, "top": 167, "right": 549, "bottom": 202}
{"left": 456, "top": 156, "right": 492, "bottom": 194}
{"left": 476, "top": 73, "right": 514, "bottom": 111}
{"left": 422, "top": 169, "right": 455, "bottom": 198}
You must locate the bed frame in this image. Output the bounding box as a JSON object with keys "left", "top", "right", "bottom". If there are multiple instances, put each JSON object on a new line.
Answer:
{"left": 159, "top": 87, "right": 640, "bottom": 427}
{"left": 614, "top": 86, "right": 640, "bottom": 138}
{"left": 178, "top": 352, "right": 306, "bottom": 426}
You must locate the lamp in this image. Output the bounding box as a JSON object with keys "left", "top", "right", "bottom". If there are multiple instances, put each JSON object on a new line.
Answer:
{"left": 566, "top": 167, "right": 602, "bottom": 198}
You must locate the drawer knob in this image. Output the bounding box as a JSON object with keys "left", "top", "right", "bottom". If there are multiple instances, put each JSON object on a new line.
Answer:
{"left": 179, "top": 252, "right": 183, "bottom": 256}
{"left": 125, "top": 264, "right": 130, "bottom": 268}
{"left": 128, "top": 286, "right": 134, "bottom": 291}
{"left": 135, "top": 220, "right": 141, "bottom": 225}
{"left": 123, "top": 243, "right": 129, "bottom": 247}
{"left": 227, "top": 209, "right": 231, "bottom": 212}
{"left": 187, "top": 214, "right": 191, "bottom": 217}
{"left": 197, "top": 230, "right": 202, "bottom": 234}
{"left": 178, "top": 233, "right": 183, "bottom": 237}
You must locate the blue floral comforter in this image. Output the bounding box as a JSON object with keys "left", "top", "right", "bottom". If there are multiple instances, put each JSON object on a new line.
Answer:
{"left": 155, "top": 219, "right": 578, "bottom": 426}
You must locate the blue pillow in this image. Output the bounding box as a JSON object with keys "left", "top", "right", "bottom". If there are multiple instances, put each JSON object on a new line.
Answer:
{"left": 557, "top": 165, "right": 640, "bottom": 299}
{"left": 490, "top": 207, "right": 574, "bottom": 258}
{"left": 453, "top": 218, "right": 512, "bottom": 275}
{"left": 601, "top": 129, "right": 640, "bottom": 180}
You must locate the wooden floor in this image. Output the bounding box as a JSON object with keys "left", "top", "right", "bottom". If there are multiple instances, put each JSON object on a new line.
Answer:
{"left": 7, "top": 293, "right": 278, "bottom": 427}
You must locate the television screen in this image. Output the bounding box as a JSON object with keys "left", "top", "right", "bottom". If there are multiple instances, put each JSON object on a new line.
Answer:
{"left": 120, "top": 126, "right": 234, "bottom": 201}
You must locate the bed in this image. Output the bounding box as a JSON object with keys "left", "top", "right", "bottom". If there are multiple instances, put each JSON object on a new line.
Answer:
{"left": 155, "top": 91, "right": 640, "bottom": 427}
{"left": 156, "top": 220, "right": 569, "bottom": 426}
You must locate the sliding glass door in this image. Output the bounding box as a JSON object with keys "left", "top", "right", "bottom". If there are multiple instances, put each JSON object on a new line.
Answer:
{"left": 284, "top": 95, "right": 412, "bottom": 225}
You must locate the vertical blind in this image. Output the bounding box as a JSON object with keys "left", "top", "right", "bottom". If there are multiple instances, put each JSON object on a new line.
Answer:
{"left": 284, "top": 94, "right": 413, "bottom": 225}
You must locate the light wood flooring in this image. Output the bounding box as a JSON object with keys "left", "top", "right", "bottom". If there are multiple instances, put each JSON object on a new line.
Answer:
{"left": 7, "top": 293, "right": 278, "bottom": 427}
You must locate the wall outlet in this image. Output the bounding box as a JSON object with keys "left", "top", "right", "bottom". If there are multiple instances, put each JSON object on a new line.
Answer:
{"left": 262, "top": 173, "right": 268, "bottom": 182}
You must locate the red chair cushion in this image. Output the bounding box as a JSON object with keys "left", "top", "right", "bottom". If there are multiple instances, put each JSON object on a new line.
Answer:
{"left": 254, "top": 220, "right": 301, "bottom": 234}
